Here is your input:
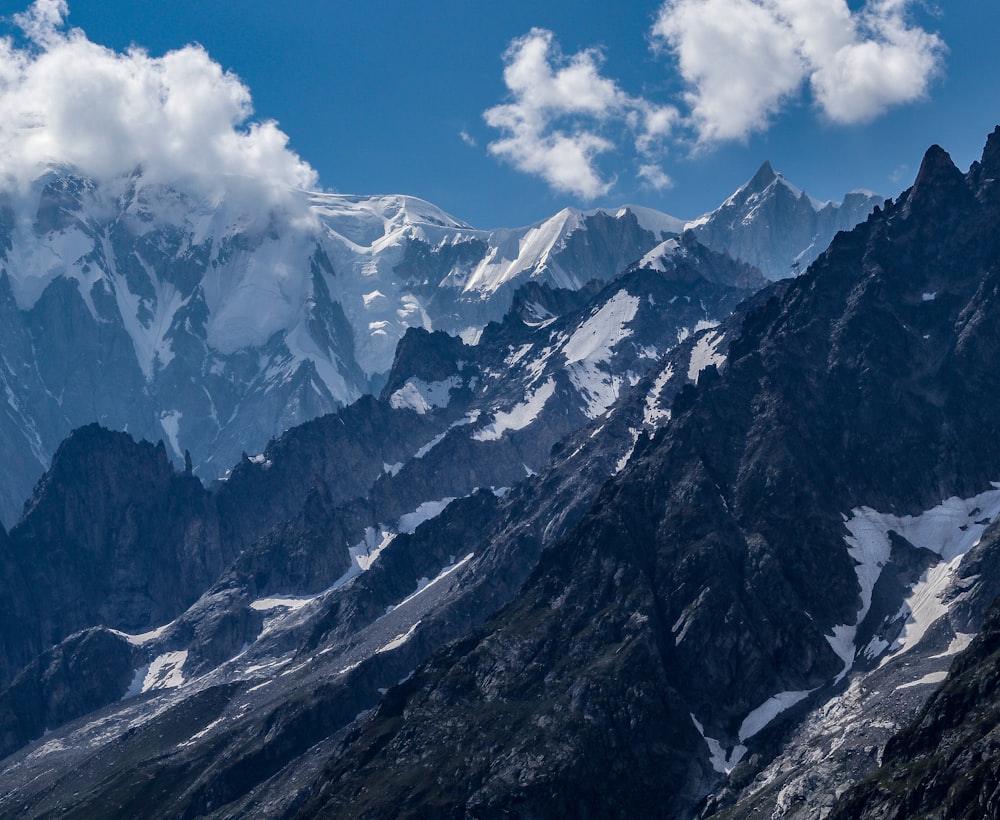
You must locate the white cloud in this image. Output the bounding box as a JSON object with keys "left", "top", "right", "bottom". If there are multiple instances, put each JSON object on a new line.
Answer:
{"left": 459, "top": 129, "right": 477, "bottom": 147}
{"left": 808, "top": 1, "right": 944, "bottom": 123}
{"left": 652, "top": 0, "right": 944, "bottom": 144}
{"left": 638, "top": 163, "right": 673, "bottom": 190}
{"left": 0, "top": 1, "right": 317, "bottom": 206}
{"left": 652, "top": 0, "right": 803, "bottom": 142}
{"left": 484, "top": 28, "right": 677, "bottom": 199}
{"left": 13, "top": 0, "right": 67, "bottom": 47}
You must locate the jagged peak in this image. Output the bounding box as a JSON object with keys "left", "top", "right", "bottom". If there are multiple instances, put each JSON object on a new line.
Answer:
{"left": 903, "top": 144, "right": 969, "bottom": 215}
{"left": 915, "top": 144, "right": 960, "bottom": 184}
{"left": 16, "top": 424, "right": 178, "bottom": 529}
{"left": 748, "top": 160, "right": 778, "bottom": 191}
{"left": 977, "top": 124, "right": 1000, "bottom": 182}
{"left": 718, "top": 160, "right": 811, "bottom": 211}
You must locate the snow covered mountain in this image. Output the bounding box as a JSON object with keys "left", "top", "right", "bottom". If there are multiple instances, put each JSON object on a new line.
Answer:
{"left": 272, "top": 130, "right": 1000, "bottom": 819}
{"left": 687, "top": 161, "right": 881, "bottom": 280}
{"left": 0, "top": 165, "right": 873, "bottom": 526}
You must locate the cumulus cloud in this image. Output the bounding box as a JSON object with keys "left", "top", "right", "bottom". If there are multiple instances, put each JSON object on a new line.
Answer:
{"left": 484, "top": 3, "right": 943, "bottom": 195}
{"left": 0, "top": 1, "right": 317, "bottom": 204}
{"left": 484, "top": 28, "right": 677, "bottom": 200}
{"left": 638, "top": 163, "right": 673, "bottom": 190}
{"left": 652, "top": 0, "right": 944, "bottom": 143}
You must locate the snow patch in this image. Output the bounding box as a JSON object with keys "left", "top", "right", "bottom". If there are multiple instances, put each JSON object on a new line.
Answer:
{"left": 249, "top": 595, "right": 316, "bottom": 612}
{"left": 896, "top": 670, "right": 949, "bottom": 690}
{"left": 637, "top": 238, "right": 680, "bottom": 271}
{"left": 691, "top": 714, "right": 746, "bottom": 775}
{"left": 178, "top": 717, "right": 228, "bottom": 747}
{"left": 738, "top": 690, "right": 813, "bottom": 742}
{"left": 332, "top": 529, "right": 398, "bottom": 590}
{"left": 398, "top": 498, "right": 457, "bottom": 534}
{"left": 414, "top": 431, "right": 448, "bottom": 459}
{"left": 110, "top": 621, "right": 174, "bottom": 646}
{"left": 563, "top": 291, "right": 639, "bottom": 366}
{"left": 871, "top": 489, "right": 1000, "bottom": 662}
{"left": 413, "top": 411, "right": 480, "bottom": 458}
{"left": 505, "top": 343, "right": 534, "bottom": 367}
{"left": 392, "top": 553, "right": 475, "bottom": 611}
{"left": 473, "top": 378, "right": 556, "bottom": 441}
{"left": 142, "top": 651, "right": 188, "bottom": 693}
{"left": 459, "top": 326, "right": 483, "bottom": 345}
{"left": 616, "top": 428, "right": 641, "bottom": 475}
{"left": 644, "top": 363, "right": 675, "bottom": 427}
{"left": 831, "top": 487, "right": 1000, "bottom": 678}
{"left": 123, "top": 665, "right": 148, "bottom": 699}
{"left": 159, "top": 410, "right": 183, "bottom": 459}
{"left": 887, "top": 561, "right": 953, "bottom": 658}
{"left": 928, "top": 632, "right": 974, "bottom": 660}
{"left": 389, "top": 376, "right": 460, "bottom": 414}
{"left": 687, "top": 329, "right": 725, "bottom": 383}
{"left": 862, "top": 635, "right": 891, "bottom": 661}
{"left": 567, "top": 362, "right": 625, "bottom": 419}
{"left": 376, "top": 621, "right": 421, "bottom": 654}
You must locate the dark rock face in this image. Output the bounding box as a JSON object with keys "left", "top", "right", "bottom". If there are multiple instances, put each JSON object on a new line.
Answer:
{"left": 379, "top": 327, "right": 472, "bottom": 398}
{"left": 0, "top": 628, "right": 136, "bottom": 761}
{"left": 282, "top": 134, "right": 1000, "bottom": 818}
{"left": 551, "top": 208, "right": 663, "bottom": 286}
{"left": 0, "top": 425, "right": 227, "bottom": 685}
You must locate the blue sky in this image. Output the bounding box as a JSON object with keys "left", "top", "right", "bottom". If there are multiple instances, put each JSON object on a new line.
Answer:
{"left": 1, "top": 0, "right": 998, "bottom": 229}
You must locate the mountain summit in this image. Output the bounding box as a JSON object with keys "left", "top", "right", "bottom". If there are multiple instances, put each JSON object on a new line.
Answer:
{"left": 686, "top": 161, "right": 880, "bottom": 280}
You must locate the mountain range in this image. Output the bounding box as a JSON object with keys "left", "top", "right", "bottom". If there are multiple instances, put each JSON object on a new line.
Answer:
{"left": 0, "top": 164, "right": 878, "bottom": 526}
{"left": 3, "top": 126, "right": 1000, "bottom": 820}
